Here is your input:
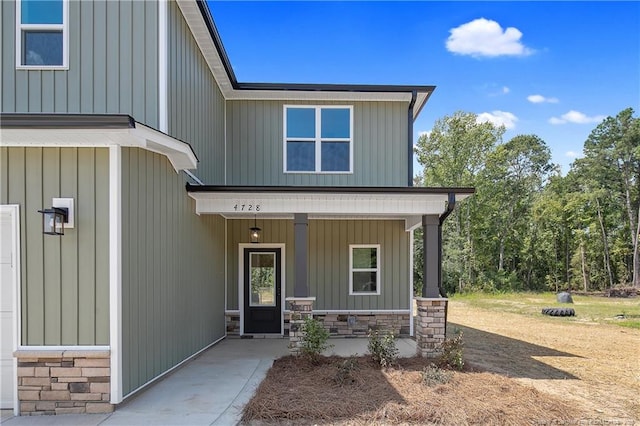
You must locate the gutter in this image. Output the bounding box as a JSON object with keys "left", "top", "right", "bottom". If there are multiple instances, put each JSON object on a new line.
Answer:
{"left": 408, "top": 90, "right": 417, "bottom": 187}
{"left": 438, "top": 192, "right": 456, "bottom": 298}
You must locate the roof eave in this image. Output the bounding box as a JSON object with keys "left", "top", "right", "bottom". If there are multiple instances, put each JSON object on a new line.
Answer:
{"left": 184, "top": 0, "right": 435, "bottom": 117}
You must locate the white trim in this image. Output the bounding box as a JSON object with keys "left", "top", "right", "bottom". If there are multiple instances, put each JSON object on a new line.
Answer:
{"left": 158, "top": 0, "right": 168, "bottom": 133}
{"left": 1, "top": 123, "right": 198, "bottom": 172}
{"left": 122, "top": 335, "right": 225, "bottom": 401}
{"left": 224, "top": 100, "right": 228, "bottom": 185}
{"left": 238, "top": 243, "right": 286, "bottom": 336}
{"left": 15, "top": 0, "right": 69, "bottom": 69}
{"left": 174, "top": 0, "right": 432, "bottom": 118}
{"left": 284, "top": 297, "right": 316, "bottom": 302}
{"left": 414, "top": 297, "right": 448, "bottom": 302}
{"left": 224, "top": 310, "right": 239, "bottom": 315}
{"left": 109, "top": 145, "right": 123, "bottom": 404}
{"left": 189, "top": 191, "right": 467, "bottom": 217}
{"left": 283, "top": 105, "right": 354, "bottom": 174}
{"left": 349, "top": 244, "right": 381, "bottom": 296}
{"left": 409, "top": 229, "right": 414, "bottom": 337}
{"left": 291, "top": 309, "right": 408, "bottom": 314}
{"left": 16, "top": 345, "right": 110, "bottom": 352}
{"left": 183, "top": 170, "right": 204, "bottom": 185}
{"left": 1, "top": 205, "right": 21, "bottom": 415}
{"left": 224, "top": 219, "right": 228, "bottom": 312}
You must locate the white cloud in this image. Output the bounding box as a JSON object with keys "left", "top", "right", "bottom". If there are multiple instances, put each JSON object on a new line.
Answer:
{"left": 446, "top": 18, "right": 533, "bottom": 58}
{"left": 549, "top": 110, "right": 606, "bottom": 125}
{"left": 476, "top": 111, "right": 518, "bottom": 129}
{"left": 527, "top": 94, "right": 559, "bottom": 104}
{"left": 565, "top": 151, "right": 581, "bottom": 159}
{"left": 418, "top": 130, "right": 431, "bottom": 138}
{"left": 502, "top": 86, "right": 510, "bottom": 94}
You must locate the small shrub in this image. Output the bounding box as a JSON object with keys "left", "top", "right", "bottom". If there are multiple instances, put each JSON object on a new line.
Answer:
{"left": 421, "top": 363, "right": 453, "bottom": 386}
{"left": 367, "top": 329, "right": 398, "bottom": 368}
{"left": 300, "top": 316, "right": 331, "bottom": 359}
{"left": 439, "top": 328, "right": 464, "bottom": 370}
{"left": 333, "top": 357, "right": 359, "bottom": 386}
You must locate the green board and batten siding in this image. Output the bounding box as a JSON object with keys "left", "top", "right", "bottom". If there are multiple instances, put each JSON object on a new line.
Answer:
{"left": 227, "top": 219, "right": 409, "bottom": 311}
{"left": 120, "top": 148, "right": 225, "bottom": 397}
{"left": 1, "top": 0, "right": 159, "bottom": 127}
{"left": 167, "top": 1, "right": 225, "bottom": 184}
{"left": 0, "top": 147, "right": 110, "bottom": 346}
{"left": 226, "top": 100, "right": 409, "bottom": 187}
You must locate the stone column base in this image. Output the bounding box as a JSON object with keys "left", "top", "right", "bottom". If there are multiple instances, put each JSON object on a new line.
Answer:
{"left": 414, "top": 297, "right": 447, "bottom": 358}
{"left": 14, "top": 349, "right": 114, "bottom": 415}
{"left": 285, "top": 297, "right": 315, "bottom": 355}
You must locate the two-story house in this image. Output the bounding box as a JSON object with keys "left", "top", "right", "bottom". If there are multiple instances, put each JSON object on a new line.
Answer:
{"left": 0, "top": 0, "right": 473, "bottom": 416}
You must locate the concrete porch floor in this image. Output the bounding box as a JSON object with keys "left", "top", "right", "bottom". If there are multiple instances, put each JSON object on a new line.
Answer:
{"left": 1, "top": 337, "right": 417, "bottom": 426}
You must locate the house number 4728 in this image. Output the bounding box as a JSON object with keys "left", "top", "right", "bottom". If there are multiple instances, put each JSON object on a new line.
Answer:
{"left": 233, "top": 204, "right": 260, "bottom": 211}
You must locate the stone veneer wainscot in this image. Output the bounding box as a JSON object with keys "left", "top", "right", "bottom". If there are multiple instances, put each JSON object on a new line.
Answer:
{"left": 14, "top": 349, "right": 113, "bottom": 415}
{"left": 414, "top": 297, "right": 448, "bottom": 357}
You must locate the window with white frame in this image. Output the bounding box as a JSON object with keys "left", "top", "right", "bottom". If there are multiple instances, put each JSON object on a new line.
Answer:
{"left": 349, "top": 244, "right": 380, "bottom": 295}
{"left": 284, "top": 105, "right": 353, "bottom": 173}
{"left": 16, "top": 0, "right": 68, "bottom": 68}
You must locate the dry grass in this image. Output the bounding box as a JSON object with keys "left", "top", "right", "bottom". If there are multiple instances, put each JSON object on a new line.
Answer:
{"left": 242, "top": 355, "right": 585, "bottom": 425}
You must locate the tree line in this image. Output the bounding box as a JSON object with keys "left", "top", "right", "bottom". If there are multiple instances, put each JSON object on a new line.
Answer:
{"left": 413, "top": 108, "right": 639, "bottom": 294}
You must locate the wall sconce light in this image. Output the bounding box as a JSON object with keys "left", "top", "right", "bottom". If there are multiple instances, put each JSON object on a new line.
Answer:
{"left": 38, "top": 207, "right": 68, "bottom": 235}
{"left": 38, "top": 198, "right": 74, "bottom": 236}
{"left": 250, "top": 216, "right": 261, "bottom": 243}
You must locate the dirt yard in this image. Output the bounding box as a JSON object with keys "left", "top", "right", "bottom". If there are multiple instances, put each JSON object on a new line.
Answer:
{"left": 448, "top": 298, "right": 640, "bottom": 422}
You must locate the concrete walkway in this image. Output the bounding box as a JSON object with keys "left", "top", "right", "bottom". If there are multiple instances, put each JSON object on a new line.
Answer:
{"left": 1, "top": 337, "right": 417, "bottom": 426}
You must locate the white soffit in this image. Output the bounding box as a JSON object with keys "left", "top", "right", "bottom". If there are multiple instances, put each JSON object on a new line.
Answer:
{"left": 0, "top": 123, "right": 197, "bottom": 173}
{"left": 176, "top": 0, "right": 235, "bottom": 96}
{"left": 188, "top": 191, "right": 471, "bottom": 217}
{"left": 176, "top": 1, "right": 431, "bottom": 111}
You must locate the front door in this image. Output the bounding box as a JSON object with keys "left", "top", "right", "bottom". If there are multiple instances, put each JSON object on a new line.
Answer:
{"left": 244, "top": 248, "right": 282, "bottom": 334}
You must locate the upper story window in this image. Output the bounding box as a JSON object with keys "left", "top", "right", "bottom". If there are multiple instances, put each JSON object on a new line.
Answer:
{"left": 284, "top": 105, "right": 353, "bottom": 173}
{"left": 16, "top": 0, "right": 68, "bottom": 69}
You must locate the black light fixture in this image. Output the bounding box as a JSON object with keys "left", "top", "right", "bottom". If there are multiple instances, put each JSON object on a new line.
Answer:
{"left": 250, "top": 215, "right": 261, "bottom": 243}
{"left": 38, "top": 207, "right": 68, "bottom": 236}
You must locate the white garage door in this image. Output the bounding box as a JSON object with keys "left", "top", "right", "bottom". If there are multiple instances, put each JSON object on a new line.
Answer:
{"left": 0, "top": 206, "right": 18, "bottom": 410}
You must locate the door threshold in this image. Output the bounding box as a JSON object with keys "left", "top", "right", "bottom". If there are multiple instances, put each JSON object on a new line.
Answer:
{"left": 240, "top": 334, "right": 285, "bottom": 339}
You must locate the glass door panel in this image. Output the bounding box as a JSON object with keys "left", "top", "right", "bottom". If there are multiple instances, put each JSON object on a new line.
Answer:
{"left": 249, "top": 252, "right": 276, "bottom": 307}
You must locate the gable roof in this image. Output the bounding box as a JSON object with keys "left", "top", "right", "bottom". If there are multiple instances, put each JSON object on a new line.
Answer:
{"left": 177, "top": 0, "right": 435, "bottom": 120}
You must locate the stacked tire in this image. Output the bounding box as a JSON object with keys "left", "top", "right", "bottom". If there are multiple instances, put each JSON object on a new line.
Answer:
{"left": 541, "top": 307, "right": 575, "bottom": 317}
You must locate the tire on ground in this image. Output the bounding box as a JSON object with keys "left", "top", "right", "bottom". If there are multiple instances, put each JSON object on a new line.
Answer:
{"left": 541, "top": 307, "right": 575, "bottom": 317}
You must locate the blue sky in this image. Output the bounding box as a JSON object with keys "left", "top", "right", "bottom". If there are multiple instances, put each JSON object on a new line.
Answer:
{"left": 207, "top": 1, "right": 640, "bottom": 175}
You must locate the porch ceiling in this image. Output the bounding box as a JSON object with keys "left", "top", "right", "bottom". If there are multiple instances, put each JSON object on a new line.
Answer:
{"left": 186, "top": 185, "right": 474, "bottom": 231}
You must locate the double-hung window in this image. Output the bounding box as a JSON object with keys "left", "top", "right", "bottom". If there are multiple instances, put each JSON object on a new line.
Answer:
{"left": 16, "top": 0, "right": 68, "bottom": 69}
{"left": 349, "top": 245, "right": 381, "bottom": 295}
{"left": 284, "top": 105, "right": 353, "bottom": 173}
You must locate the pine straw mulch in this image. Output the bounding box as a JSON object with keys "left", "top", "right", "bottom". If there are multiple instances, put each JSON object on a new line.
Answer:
{"left": 241, "top": 355, "right": 586, "bottom": 425}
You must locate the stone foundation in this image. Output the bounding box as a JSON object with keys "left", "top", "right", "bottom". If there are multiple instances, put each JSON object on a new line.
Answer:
{"left": 14, "top": 349, "right": 113, "bottom": 415}
{"left": 414, "top": 297, "right": 447, "bottom": 357}
{"left": 226, "top": 311, "right": 411, "bottom": 338}
{"left": 313, "top": 313, "right": 410, "bottom": 337}
{"left": 226, "top": 312, "right": 240, "bottom": 335}
{"left": 285, "top": 297, "right": 315, "bottom": 354}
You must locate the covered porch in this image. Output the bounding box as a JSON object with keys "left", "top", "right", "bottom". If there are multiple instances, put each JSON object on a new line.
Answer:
{"left": 187, "top": 185, "right": 473, "bottom": 356}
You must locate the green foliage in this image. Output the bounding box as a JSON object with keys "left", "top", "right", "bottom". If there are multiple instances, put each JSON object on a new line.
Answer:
{"left": 300, "top": 317, "right": 331, "bottom": 359}
{"left": 367, "top": 329, "right": 398, "bottom": 368}
{"left": 415, "top": 107, "right": 640, "bottom": 292}
{"left": 438, "top": 329, "right": 464, "bottom": 371}
{"left": 333, "top": 357, "right": 360, "bottom": 386}
{"left": 421, "top": 363, "right": 453, "bottom": 386}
